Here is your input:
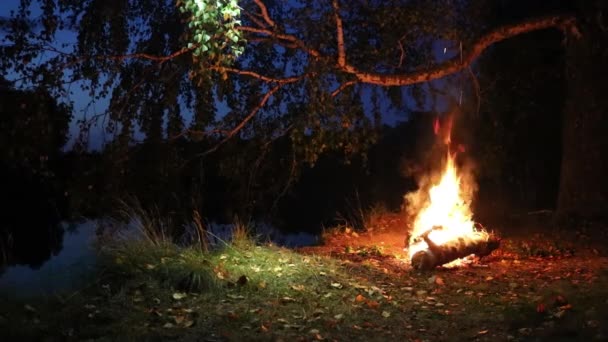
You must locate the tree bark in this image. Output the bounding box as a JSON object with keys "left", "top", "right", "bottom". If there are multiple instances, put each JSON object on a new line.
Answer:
{"left": 556, "top": 1, "right": 608, "bottom": 223}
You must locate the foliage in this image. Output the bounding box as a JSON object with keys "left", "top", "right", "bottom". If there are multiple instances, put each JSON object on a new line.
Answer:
{"left": 177, "top": 0, "right": 246, "bottom": 65}
{"left": 0, "top": 0, "right": 476, "bottom": 165}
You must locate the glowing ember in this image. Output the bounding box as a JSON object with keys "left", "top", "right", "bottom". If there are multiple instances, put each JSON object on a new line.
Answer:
{"left": 406, "top": 116, "right": 490, "bottom": 267}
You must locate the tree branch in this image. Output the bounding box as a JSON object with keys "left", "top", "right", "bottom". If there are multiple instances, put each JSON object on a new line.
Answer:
{"left": 210, "top": 66, "right": 304, "bottom": 84}
{"left": 238, "top": 26, "right": 321, "bottom": 58}
{"left": 332, "top": 0, "right": 346, "bottom": 67}
{"left": 200, "top": 83, "right": 285, "bottom": 156}
{"left": 341, "top": 15, "right": 577, "bottom": 86}
{"left": 252, "top": 0, "right": 275, "bottom": 27}
{"left": 331, "top": 80, "right": 357, "bottom": 97}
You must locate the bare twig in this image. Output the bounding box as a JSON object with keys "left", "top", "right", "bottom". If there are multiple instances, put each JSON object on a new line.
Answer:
{"left": 467, "top": 67, "right": 481, "bottom": 117}
{"left": 252, "top": 0, "right": 276, "bottom": 27}
{"left": 238, "top": 26, "right": 321, "bottom": 58}
{"left": 331, "top": 80, "right": 358, "bottom": 97}
{"left": 332, "top": 0, "right": 346, "bottom": 67}
{"left": 200, "top": 83, "right": 284, "bottom": 156}
{"left": 210, "top": 66, "right": 303, "bottom": 84}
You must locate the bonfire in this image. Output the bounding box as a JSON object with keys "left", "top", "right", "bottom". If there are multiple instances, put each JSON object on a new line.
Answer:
{"left": 406, "top": 115, "right": 500, "bottom": 270}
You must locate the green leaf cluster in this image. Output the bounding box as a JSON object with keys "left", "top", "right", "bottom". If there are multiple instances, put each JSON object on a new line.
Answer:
{"left": 178, "top": 0, "right": 246, "bottom": 65}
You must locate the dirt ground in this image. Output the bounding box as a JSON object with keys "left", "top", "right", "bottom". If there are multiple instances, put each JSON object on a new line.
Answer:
{"left": 298, "top": 213, "right": 608, "bottom": 341}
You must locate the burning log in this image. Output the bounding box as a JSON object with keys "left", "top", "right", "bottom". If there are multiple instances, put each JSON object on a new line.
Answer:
{"left": 410, "top": 226, "right": 500, "bottom": 270}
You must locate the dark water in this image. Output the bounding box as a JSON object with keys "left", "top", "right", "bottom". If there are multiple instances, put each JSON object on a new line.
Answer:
{"left": 0, "top": 221, "right": 98, "bottom": 297}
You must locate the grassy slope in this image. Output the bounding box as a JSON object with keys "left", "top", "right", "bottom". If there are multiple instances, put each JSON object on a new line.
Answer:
{"left": 1, "top": 217, "right": 607, "bottom": 342}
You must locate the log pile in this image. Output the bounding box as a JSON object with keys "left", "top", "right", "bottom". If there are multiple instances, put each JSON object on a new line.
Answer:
{"left": 409, "top": 226, "right": 500, "bottom": 270}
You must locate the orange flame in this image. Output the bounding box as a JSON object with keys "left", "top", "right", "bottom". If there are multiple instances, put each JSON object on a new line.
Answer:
{"left": 407, "top": 114, "right": 488, "bottom": 265}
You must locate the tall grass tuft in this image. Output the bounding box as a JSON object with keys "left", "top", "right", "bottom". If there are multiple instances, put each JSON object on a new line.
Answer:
{"left": 192, "top": 209, "right": 209, "bottom": 252}
{"left": 230, "top": 218, "right": 254, "bottom": 249}
{"left": 114, "top": 198, "right": 171, "bottom": 246}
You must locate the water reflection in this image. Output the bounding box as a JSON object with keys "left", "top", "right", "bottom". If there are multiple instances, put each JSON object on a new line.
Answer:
{"left": 0, "top": 221, "right": 97, "bottom": 297}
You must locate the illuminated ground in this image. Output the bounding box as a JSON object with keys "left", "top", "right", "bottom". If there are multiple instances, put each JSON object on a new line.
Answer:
{"left": 1, "top": 214, "right": 607, "bottom": 341}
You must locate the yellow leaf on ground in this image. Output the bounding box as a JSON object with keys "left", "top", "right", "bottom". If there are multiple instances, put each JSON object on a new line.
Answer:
{"left": 172, "top": 292, "right": 187, "bottom": 300}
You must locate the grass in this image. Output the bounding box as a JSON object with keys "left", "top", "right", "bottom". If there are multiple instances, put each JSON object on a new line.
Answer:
{"left": 1, "top": 210, "right": 608, "bottom": 341}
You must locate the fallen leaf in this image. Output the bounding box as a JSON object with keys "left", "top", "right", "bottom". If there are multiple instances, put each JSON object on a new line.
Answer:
{"left": 435, "top": 276, "right": 445, "bottom": 286}
{"left": 163, "top": 322, "right": 174, "bottom": 328}
{"left": 334, "top": 314, "right": 344, "bottom": 320}
{"left": 226, "top": 294, "right": 245, "bottom": 300}
{"left": 291, "top": 284, "right": 305, "bottom": 291}
{"left": 355, "top": 294, "right": 365, "bottom": 302}
{"left": 331, "top": 282, "right": 343, "bottom": 289}
{"left": 381, "top": 311, "right": 391, "bottom": 318}
{"left": 281, "top": 296, "right": 297, "bottom": 303}
{"left": 172, "top": 292, "right": 187, "bottom": 300}
{"left": 366, "top": 300, "right": 380, "bottom": 309}
{"left": 477, "top": 329, "right": 489, "bottom": 335}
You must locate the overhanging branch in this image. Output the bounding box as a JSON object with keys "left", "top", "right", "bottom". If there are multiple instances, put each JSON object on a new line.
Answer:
{"left": 343, "top": 15, "right": 578, "bottom": 86}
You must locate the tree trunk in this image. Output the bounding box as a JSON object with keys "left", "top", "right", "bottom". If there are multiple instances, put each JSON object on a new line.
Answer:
{"left": 557, "top": 1, "right": 608, "bottom": 223}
